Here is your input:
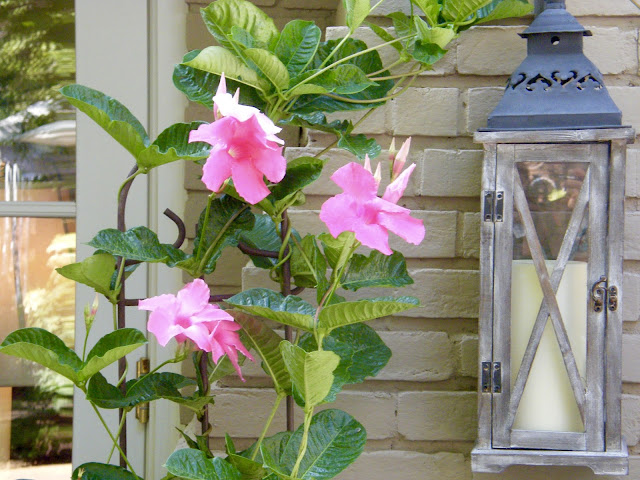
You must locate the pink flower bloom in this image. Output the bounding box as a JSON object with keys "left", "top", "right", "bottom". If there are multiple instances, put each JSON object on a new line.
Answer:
{"left": 319, "top": 160, "right": 425, "bottom": 255}
{"left": 189, "top": 73, "right": 286, "bottom": 205}
{"left": 138, "top": 279, "right": 253, "bottom": 380}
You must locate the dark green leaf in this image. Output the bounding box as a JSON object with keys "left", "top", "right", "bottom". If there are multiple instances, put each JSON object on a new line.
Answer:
{"left": 165, "top": 449, "right": 241, "bottom": 480}
{"left": 290, "top": 235, "right": 329, "bottom": 302}
{"left": 299, "top": 323, "right": 391, "bottom": 402}
{"left": 260, "top": 409, "right": 366, "bottom": 480}
{"left": 281, "top": 112, "right": 351, "bottom": 137}
{"left": 411, "top": 41, "right": 448, "bottom": 65}
{"left": 270, "top": 156, "right": 325, "bottom": 201}
{"left": 337, "top": 133, "right": 381, "bottom": 160}
{"left": 230, "top": 26, "right": 260, "bottom": 49}
{"left": 59, "top": 84, "right": 149, "bottom": 158}
{"left": 275, "top": 20, "right": 321, "bottom": 79}
{"left": 226, "top": 288, "right": 315, "bottom": 331}
{"left": 73, "top": 462, "right": 140, "bottom": 480}
{"left": 80, "top": 328, "right": 147, "bottom": 381}
{"left": 136, "top": 122, "right": 211, "bottom": 172}
{"left": 341, "top": 250, "right": 413, "bottom": 290}
{"left": 0, "top": 328, "right": 82, "bottom": 384}
{"left": 238, "top": 214, "right": 282, "bottom": 269}
{"left": 297, "top": 64, "right": 376, "bottom": 95}
{"left": 56, "top": 253, "right": 119, "bottom": 303}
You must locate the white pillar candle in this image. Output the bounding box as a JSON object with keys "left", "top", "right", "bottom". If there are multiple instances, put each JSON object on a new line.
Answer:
{"left": 510, "top": 260, "right": 587, "bottom": 432}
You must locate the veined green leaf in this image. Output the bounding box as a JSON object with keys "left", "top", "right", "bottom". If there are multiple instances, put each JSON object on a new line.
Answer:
{"left": 317, "top": 296, "right": 420, "bottom": 333}
{"left": 136, "top": 122, "right": 210, "bottom": 172}
{"left": 244, "top": 48, "right": 290, "bottom": 91}
{"left": 79, "top": 328, "right": 147, "bottom": 381}
{"left": 56, "top": 253, "right": 119, "bottom": 303}
{"left": 366, "top": 22, "right": 403, "bottom": 54}
{"left": 343, "top": 0, "right": 370, "bottom": 30}
{"left": 183, "top": 46, "right": 268, "bottom": 92}
{"left": 165, "top": 449, "right": 241, "bottom": 480}
{"left": 442, "top": 0, "right": 493, "bottom": 22}
{"left": 230, "top": 25, "right": 261, "bottom": 49}
{"left": 280, "top": 341, "right": 339, "bottom": 408}
{"left": 414, "top": 17, "right": 457, "bottom": 49}
{"left": 411, "top": 41, "right": 448, "bottom": 65}
{"left": 0, "top": 328, "right": 82, "bottom": 384}
{"left": 275, "top": 20, "right": 321, "bottom": 79}
{"left": 73, "top": 462, "right": 141, "bottom": 480}
{"left": 290, "top": 235, "right": 329, "bottom": 303}
{"left": 337, "top": 133, "right": 381, "bottom": 160}
{"left": 411, "top": 0, "right": 442, "bottom": 26}
{"left": 475, "top": 0, "right": 533, "bottom": 25}
{"left": 226, "top": 288, "right": 315, "bottom": 331}
{"left": 308, "top": 64, "right": 376, "bottom": 95}
{"left": 60, "top": 84, "right": 149, "bottom": 158}
{"left": 238, "top": 214, "right": 282, "bottom": 269}
{"left": 269, "top": 156, "right": 325, "bottom": 201}
{"left": 341, "top": 250, "right": 413, "bottom": 291}
{"left": 201, "top": 0, "right": 279, "bottom": 50}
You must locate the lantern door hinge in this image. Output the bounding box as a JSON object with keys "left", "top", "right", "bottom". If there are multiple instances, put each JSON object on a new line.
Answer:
{"left": 591, "top": 276, "right": 619, "bottom": 312}
{"left": 481, "top": 361, "right": 502, "bottom": 393}
{"left": 135, "top": 357, "right": 150, "bottom": 424}
{"left": 483, "top": 191, "right": 504, "bottom": 223}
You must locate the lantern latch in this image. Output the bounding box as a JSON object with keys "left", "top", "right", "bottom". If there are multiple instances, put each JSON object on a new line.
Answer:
{"left": 483, "top": 191, "right": 504, "bottom": 222}
{"left": 591, "top": 276, "right": 618, "bottom": 312}
{"left": 608, "top": 285, "right": 618, "bottom": 312}
{"left": 481, "top": 361, "right": 502, "bottom": 393}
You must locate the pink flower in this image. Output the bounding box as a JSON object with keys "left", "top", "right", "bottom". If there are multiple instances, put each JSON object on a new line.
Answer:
{"left": 188, "top": 74, "right": 286, "bottom": 205}
{"left": 319, "top": 160, "right": 425, "bottom": 255}
{"left": 138, "top": 279, "right": 253, "bottom": 380}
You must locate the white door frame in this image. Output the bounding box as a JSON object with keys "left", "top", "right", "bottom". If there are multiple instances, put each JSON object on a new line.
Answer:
{"left": 73, "top": 2, "right": 187, "bottom": 477}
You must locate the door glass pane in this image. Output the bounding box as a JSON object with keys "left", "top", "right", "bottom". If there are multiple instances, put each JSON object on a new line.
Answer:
{"left": 510, "top": 161, "right": 588, "bottom": 433}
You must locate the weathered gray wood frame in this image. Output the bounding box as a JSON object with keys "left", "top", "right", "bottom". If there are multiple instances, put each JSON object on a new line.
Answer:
{"left": 472, "top": 128, "right": 634, "bottom": 476}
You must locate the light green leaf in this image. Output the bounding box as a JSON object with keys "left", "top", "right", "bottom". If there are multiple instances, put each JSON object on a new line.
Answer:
{"left": 337, "top": 133, "right": 381, "bottom": 160}
{"left": 136, "top": 122, "right": 210, "bottom": 172}
{"left": 201, "top": 0, "right": 279, "bottom": 51}
{"left": 165, "top": 449, "right": 241, "bottom": 480}
{"left": 318, "top": 296, "right": 420, "bottom": 333}
{"left": 414, "top": 17, "right": 457, "bottom": 49}
{"left": 343, "top": 0, "right": 370, "bottom": 30}
{"left": 79, "top": 328, "right": 147, "bottom": 381}
{"left": 411, "top": 0, "right": 441, "bottom": 26}
{"left": 411, "top": 41, "right": 448, "bottom": 65}
{"left": 366, "top": 23, "right": 403, "bottom": 54}
{"left": 341, "top": 250, "right": 413, "bottom": 291}
{"left": 183, "top": 46, "right": 268, "bottom": 92}
{"left": 231, "top": 311, "right": 292, "bottom": 395}
{"left": 0, "top": 328, "right": 82, "bottom": 384}
{"left": 442, "top": 0, "right": 492, "bottom": 22}
{"left": 309, "top": 64, "right": 376, "bottom": 95}
{"left": 260, "top": 409, "right": 365, "bottom": 480}
{"left": 280, "top": 341, "right": 339, "bottom": 408}
{"left": 290, "top": 235, "right": 329, "bottom": 303}
{"left": 275, "top": 20, "right": 321, "bottom": 79}
{"left": 287, "top": 84, "right": 329, "bottom": 96}
{"left": 476, "top": 0, "right": 533, "bottom": 25}
{"left": 73, "top": 462, "right": 140, "bottom": 480}
{"left": 56, "top": 253, "right": 118, "bottom": 303}
{"left": 59, "top": 84, "right": 149, "bottom": 158}
{"left": 226, "top": 288, "right": 315, "bottom": 332}
{"left": 244, "top": 48, "right": 290, "bottom": 91}
{"left": 230, "top": 25, "right": 260, "bottom": 49}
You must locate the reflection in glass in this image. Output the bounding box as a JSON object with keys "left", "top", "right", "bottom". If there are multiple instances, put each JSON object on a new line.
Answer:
{"left": 510, "top": 162, "right": 589, "bottom": 433}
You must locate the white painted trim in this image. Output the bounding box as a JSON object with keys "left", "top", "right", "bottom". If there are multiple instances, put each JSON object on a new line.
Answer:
{"left": 0, "top": 201, "right": 76, "bottom": 218}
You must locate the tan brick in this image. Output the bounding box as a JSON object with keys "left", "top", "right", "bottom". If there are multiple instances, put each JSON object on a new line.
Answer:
{"left": 465, "top": 87, "right": 504, "bottom": 134}
{"left": 366, "top": 0, "right": 411, "bottom": 16}
{"left": 379, "top": 331, "right": 454, "bottom": 381}
{"left": 391, "top": 88, "right": 459, "bottom": 137}
{"left": 623, "top": 335, "right": 640, "bottom": 383}
{"left": 624, "top": 272, "right": 640, "bottom": 323}
{"left": 628, "top": 148, "right": 640, "bottom": 198}
{"left": 243, "top": 267, "right": 480, "bottom": 318}
{"left": 455, "top": 334, "right": 479, "bottom": 378}
{"left": 584, "top": 28, "right": 638, "bottom": 75}
{"left": 398, "top": 391, "right": 477, "bottom": 440}
{"left": 279, "top": 0, "right": 340, "bottom": 8}
{"left": 339, "top": 451, "right": 470, "bottom": 480}
{"left": 623, "top": 395, "right": 640, "bottom": 448}
{"left": 419, "top": 149, "right": 483, "bottom": 197}
{"left": 566, "top": 0, "right": 640, "bottom": 16}
{"left": 457, "top": 26, "right": 526, "bottom": 76}
{"left": 462, "top": 213, "right": 481, "bottom": 259}
{"left": 207, "top": 388, "right": 396, "bottom": 440}
{"left": 625, "top": 212, "right": 640, "bottom": 260}
{"left": 609, "top": 87, "right": 640, "bottom": 134}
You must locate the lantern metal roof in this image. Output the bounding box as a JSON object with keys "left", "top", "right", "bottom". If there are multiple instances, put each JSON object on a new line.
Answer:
{"left": 485, "top": 0, "right": 622, "bottom": 131}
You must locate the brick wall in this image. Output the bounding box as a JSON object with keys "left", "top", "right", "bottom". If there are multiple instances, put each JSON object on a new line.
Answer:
{"left": 182, "top": 1, "right": 640, "bottom": 478}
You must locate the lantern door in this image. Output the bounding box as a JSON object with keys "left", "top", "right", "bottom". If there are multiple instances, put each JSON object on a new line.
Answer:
{"left": 490, "top": 143, "right": 609, "bottom": 452}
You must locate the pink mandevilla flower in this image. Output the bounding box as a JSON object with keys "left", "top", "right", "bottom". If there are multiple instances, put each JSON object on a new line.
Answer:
{"left": 188, "top": 74, "right": 286, "bottom": 205}
{"left": 319, "top": 153, "right": 425, "bottom": 256}
{"left": 138, "top": 278, "right": 254, "bottom": 380}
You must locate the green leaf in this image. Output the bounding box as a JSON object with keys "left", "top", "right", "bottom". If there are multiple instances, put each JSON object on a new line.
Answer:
{"left": 287, "top": 84, "right": 329, "bottom": 96}
{"left": 411, "top": 41, "right": 448, "bottom": 65}
{"left": 281, "top": 112, "right": 351, "bottom": 138}
{"left": 79, "top": 328, "right": 147, "bottom": 381}
{"left": 341, "top": 250, "right": 413, "bottom": 291}
{"left": 299, "top": 323, "right": 391, "bottom": 402}
{"left": 186, "top": 195, "right": 255, "bottom": 276}
{"left": 475, "top": 0, "right": 533, "bottom": 25}
{"left": 87, "top": 226, "right": 188, "bottom": 265}
{"left": 231, "top": 311, "right": 292, "bottom": 395}
{"left": 56, "top": 253, "right": 118, "bottom": 303}
{"left": 73, "top": 462, "right": 141, "bottom": 480}
{"left": 183, "top": 46, "right": 268, "bottom": 92}
{"left": 411, "top": 0, "right": 442, "bottom": 26}
{"left": 201, "top": 0, "right": 279, "bottom": 51}
{"left": 230, "top": 26, "right": 261, "bottom": 49}
{"left": 290, "top": 235, "right": 329, "bottom": 302}
{"left": 260, "top": 409, "right": 365, "bottom": 480}
{"left": 306, "top": 64, "right": 376, "bottom": 95}
{"left": 442, "top": 0, "right": 492, "bottom": 22}
{"left": 238, "top": 214, "right": 282, "bottom": 269}
{"left": 165, "top": 449, "right": 241, "bottom": 480}
{"left": 280, "top": 341, "right": 339, "bottom": 408}
{"left": 226, "top": 288, "right": 315, "bottom": 331}
{"left": 366, "top": 23, "right": 403, "bottom": 54}
{"left": 173, "top": 50, "right": 266, "bottom": 110}
{"left": 318, "top": 232, "right": 352, "bottom": 270}
{"left": 244, "top": 48, "right": 290, "bottom": 91}
{"left": 337, "top": 133, "right": 381, "bottom": 160}
{"left": 275, "top": 20, "right": 321, "bottom": 79}
{"left": 59, "top": 84, "right": 149, "bottom": 158}
{"left": 343, "top": 0, "right": 370, "bottom": 31}
{"left": 227, "top": 453, "right": 266, "bottom": 480}
{"left": 414, "top": 17, "right": 456, "bottom": 49}
{"left": 318, "top": 296, "right": 420, "bottom": 333}
{"left": 0, "top": 328, "right": 82, "bottom": 384}
{"left": 136, "top": 122, "right": 211, "bottom": 172}
{"left": 269, "top": 156, "right": 325, "bottom": 201}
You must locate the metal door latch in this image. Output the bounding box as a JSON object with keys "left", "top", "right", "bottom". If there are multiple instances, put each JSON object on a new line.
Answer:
{"left": 591, "top": 276, "right": 618, "bottom": 312}
{"left": 481, "top": 362, "right": 502, "bottom": 393}
{"left": 483, "top": 191, "right": 504, "bottom": 223}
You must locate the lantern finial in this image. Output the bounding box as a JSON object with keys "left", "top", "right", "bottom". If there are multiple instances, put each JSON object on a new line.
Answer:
{"left": 544, "top": 0, "right": 566, "bottom": 9}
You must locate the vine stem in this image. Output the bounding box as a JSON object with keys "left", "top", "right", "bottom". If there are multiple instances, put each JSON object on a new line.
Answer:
{"left": 313, "top": 107, "right": 377, "bottom": 159}
{"left": 250, "top": 393, "right": 286, "bottom": 461}
{"left": 108, "top": 412, "right": 128, "bottom": 463}
{"left": 89, "top": 402, "right": 138, "bottom": 477}
{"left": 197, "top": 205, "right": 250, "bottom": 274}
{"left": 291, "top": 409, "right": 314, "bottom": 479}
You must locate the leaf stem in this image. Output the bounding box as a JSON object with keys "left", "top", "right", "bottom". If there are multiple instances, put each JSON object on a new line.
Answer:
{"left": 313, "top": 107, "right": 377, "bottom": 159}
{"left": 250, "top": 392, "right": 285, "bottom": 461}
{"left": 108, "top": 411, "right": 128, "bottom": 462}
{"left": 89, "top": 402, "right": 138, "bottom": 476}
{"left": 291, "top": 408, "right": 314, "bottom": 479}
{"left": 197, "top": 204, "right": 250, "bottom": 274}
